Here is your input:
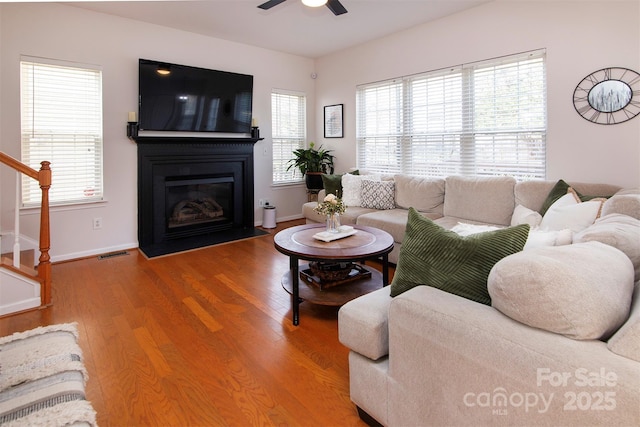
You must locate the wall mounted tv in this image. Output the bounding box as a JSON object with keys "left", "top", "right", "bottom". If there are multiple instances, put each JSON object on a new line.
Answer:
{"left": 138, "top": 59, "right": 253, "bottom": 135}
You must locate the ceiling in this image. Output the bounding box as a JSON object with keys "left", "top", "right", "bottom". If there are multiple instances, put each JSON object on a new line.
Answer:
{"left": 65, "top": 0, "right": 489, "bottom": 58}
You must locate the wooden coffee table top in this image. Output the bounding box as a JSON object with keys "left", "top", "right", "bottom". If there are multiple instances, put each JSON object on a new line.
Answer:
{"left": 274, "top": 224, "right": 394, "bottom": 261}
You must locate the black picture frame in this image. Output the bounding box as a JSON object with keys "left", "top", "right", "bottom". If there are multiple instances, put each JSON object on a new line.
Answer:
{"left": 324, "top": 104, "right": 344, "bottom": 138}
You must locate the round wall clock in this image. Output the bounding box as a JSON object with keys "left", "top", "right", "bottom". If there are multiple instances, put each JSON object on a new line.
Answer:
{"left": 573, "top": 67, "right": 640, "bottom": 125}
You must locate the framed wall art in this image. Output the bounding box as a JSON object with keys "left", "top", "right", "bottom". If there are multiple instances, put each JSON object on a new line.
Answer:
{"left": 324, "top": 104, "right": 344, "bottom": 138}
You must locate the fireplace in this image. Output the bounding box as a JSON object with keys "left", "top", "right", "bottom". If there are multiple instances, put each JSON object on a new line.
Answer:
{"left": 137, "top": 137, "right": 266, "bottom": 258}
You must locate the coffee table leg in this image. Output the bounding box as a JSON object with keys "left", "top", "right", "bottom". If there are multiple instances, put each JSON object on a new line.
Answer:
{"left": 290, "top": 256, "right": 300, "bottom": 326}
{"left": 382, "top": 253, "right": 390, "bottom": 286}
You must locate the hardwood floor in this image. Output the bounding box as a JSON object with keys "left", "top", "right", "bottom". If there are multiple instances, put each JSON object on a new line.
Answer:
{"left": 0, "top": 220, "right": 391, "bottom": 426}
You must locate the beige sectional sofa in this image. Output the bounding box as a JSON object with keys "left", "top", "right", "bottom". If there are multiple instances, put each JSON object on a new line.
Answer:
{"left": 303, "top": 175, "right": 640, "bottom": 426}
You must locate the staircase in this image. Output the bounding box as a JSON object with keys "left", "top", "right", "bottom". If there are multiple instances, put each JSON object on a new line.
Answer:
{"left": 0, "top": 152, "right": 51, "bottom": 316}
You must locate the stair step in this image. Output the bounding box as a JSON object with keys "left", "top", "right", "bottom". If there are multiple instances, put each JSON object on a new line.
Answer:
{"left": 1, "top": 249, "right": 37, "bottom": 272}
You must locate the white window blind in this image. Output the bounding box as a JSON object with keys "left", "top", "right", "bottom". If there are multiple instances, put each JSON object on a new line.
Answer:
{"left": 271, "top": 90, "right": 306, "bottom": 184}
{"left": 356, "top": 50, "right": 546, "bottom": 180}
{"left": 20, "top": 57, "right": 103, "bottom": 207}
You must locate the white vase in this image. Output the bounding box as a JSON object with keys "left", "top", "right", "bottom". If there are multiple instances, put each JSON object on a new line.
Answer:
{"left": 326, "top": 213, "right": 341, "bottom": 233}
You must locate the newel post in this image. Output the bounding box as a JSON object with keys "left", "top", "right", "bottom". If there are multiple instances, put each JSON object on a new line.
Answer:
{"left": 38, "top": 161, "right": 52, "bottom": 306}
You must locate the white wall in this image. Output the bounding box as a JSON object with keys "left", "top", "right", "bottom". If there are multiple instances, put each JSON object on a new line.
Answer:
{"left": 0, "top": 3, "right": 314, "bottom": 261}
{"left": 314, "top": 0, "right": 640, "bottom": 188}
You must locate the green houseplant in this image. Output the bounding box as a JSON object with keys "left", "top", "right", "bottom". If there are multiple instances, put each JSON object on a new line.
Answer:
{"left": 287, "top": 142, "right": 335, "bottom": 190}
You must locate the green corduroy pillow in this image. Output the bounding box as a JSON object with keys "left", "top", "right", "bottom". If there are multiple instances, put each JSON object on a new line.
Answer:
{"left": 390, "top": 208, "right": 530, "bottom": 305}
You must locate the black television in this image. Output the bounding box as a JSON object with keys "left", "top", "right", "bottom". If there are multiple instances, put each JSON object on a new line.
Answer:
{"left": 138, "top": 59, "right": 253, "bottom": 135}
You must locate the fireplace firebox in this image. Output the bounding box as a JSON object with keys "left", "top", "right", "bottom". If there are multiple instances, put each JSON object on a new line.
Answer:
{"left": 137, "top": 137, "right": 266, "bottom": 258}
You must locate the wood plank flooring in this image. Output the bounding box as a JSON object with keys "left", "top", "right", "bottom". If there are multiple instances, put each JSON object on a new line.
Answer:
{"left": 0, "top": 220, "right": 391, "bottom": 426}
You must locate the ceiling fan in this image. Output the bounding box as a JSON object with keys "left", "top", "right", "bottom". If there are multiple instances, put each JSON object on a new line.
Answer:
{"left": 258, "top": 0, "right": 348, "bottom": 16}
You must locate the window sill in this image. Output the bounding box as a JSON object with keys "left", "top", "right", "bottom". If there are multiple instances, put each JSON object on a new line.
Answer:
{"left": 20, "top": 199, "right": 108, "bottom": 215}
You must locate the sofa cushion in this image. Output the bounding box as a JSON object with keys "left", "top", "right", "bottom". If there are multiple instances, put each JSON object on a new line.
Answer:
{"left": 608, "top": 282, "right": 640, "bottom": 362}
{"left": 361, "top": 180, "right": 395, "bottom": 210}
{"left": 357, "top": 209, "right": 413, "bottom": 243}
{"left": 488, "top": 242, "right": 635, "bottom": 340}
{"left": 342, "top": 173, "right": 380, "bottom": 207}
{"left": 574, "top": 213, "right": 640, "bottom": 281}
{"left": 602, "top": 189, "right": 640, "bottom": 220}
{"left": 302, "top": 201, "right": 377, "bottom": 225}
{"left": 394, "top": 174, "right": 445, "bottom": 214}
{"left": 390, "top": 208, "right": 529, "bottom": 304}
{"left": 443, "top": 176, "right": 516, "bottom": 226}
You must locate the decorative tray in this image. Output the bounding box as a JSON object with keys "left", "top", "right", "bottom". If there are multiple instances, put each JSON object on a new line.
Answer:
{"left": 300, "top": 263, "right": 372, "bottom": 290}
{"left": 312, "top": 226, "right": 357, "bottom": 242}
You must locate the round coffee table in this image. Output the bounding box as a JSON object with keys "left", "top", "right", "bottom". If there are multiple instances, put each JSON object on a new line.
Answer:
{"left": 274, "top": 224, "right": 394, "bottom": 326}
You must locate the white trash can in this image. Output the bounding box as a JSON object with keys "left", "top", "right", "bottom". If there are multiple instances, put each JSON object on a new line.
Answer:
{"left": 262, "top": 205, "right": 276, "bottom": 229}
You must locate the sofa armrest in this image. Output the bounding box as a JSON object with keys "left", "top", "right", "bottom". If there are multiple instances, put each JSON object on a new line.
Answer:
{"left": 338, "top": 287, "right": 392, "bottom": 360}
{"left": 387, "top": 286, "right": 640, "bottom": 426}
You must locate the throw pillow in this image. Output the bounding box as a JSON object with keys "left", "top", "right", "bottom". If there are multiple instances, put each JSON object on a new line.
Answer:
{"left": 322, "top": 170, "right": 359, "bottom": 199}
{"left": 361, "top": 180, "right": 395, "bottom": 210}
{"left": 390, "top": 208, "right": 530, "bottom": 305}
{"left": 539, "top": 193, "right": 604, "bottom": 233}
{"left": 488, "top": 242, "right": 635, "bottom": 340}
{"left": 341, "top": 173, "right": 380, "bottom": 207}
{"left": 539, "top": 179, "right": 571, "bottom": 216}
{"left": 540, "top": 179, "right": 611, "bottom": 216}
{"left": 511, "top": 204, "right": 543, "bottom": 227}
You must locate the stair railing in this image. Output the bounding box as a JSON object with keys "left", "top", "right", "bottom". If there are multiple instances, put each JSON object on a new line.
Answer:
{"left": 0, "top": 151, "right": 52, "bottom": 307}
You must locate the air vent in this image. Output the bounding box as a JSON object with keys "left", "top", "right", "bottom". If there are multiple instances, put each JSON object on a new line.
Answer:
{"left": 98, "top": 251, "right": 129, "bottom": 260}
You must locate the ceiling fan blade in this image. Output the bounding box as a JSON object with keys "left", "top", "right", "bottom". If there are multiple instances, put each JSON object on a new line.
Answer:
{"left": 326, "top": 0, "right": 348, "bottom": 15}
{"left": 258, "top": 0, "right": 287, "bottom": 10}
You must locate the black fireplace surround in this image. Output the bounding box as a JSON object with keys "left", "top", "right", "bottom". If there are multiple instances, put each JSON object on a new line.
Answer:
{"left": 137, "top": 137, "right": 266, "bottom": 258}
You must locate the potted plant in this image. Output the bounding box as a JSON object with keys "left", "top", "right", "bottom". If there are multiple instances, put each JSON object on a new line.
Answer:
{"left": 286, "top": 142, "right": 335, "bottom": 190}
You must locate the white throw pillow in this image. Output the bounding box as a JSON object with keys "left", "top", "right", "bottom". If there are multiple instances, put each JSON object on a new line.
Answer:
{"left": 511, "top": 204, "right": 542, "bottom": 227}
{"left": 341, "top": 173, "right": 380, "bottom": 207}
{"left": 539, "top": 193, "right": 603, "bottom": 233}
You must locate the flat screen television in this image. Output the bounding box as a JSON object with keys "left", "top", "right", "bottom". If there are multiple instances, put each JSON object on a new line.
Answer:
{"left": 138, "top": 59, "right": 253, "bottom": 135}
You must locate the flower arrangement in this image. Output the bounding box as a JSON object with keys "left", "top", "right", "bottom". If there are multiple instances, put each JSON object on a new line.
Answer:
{"left": 313, "top": 193, "right": 346, "bottom": 216}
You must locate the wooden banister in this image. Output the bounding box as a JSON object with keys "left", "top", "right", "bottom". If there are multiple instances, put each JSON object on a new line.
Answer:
{"left": 0, "top": 151, "right": 52, "bottom": 308}
{"left": 0, "top": 152, "right": 38, "bottom": 180}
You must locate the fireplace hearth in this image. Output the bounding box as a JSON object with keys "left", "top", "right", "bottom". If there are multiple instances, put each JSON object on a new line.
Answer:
{"left": 137, "top": 136, "right": 266, "bottom": 258}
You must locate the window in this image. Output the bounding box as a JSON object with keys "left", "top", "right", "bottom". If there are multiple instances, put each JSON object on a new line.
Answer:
{"left": 356, "top": 50, "right": 546, "bottom": 180}
{"left": 271, "top": 90, "right": 306, "bottom": 184}
{"left": 20, "top": 56, "right": 103, "bottom": 207}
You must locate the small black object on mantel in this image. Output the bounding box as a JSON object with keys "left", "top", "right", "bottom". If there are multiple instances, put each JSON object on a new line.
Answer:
{"left": 127, "top": 122, "right": 138, "bottom": 140}
{"left": 251, "top": 127, "right": 260, "bottom": 139}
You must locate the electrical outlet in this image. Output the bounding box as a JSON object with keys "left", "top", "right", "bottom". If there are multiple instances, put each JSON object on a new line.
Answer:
{"left": 93, "top": 217, "right": 102, "bottom": 230}
{"left": 259, "top": 199, "right": 271, "bottom": 207}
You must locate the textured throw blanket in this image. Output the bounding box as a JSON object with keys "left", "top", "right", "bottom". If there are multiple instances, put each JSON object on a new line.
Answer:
{"left": 0, "top": 323, "right": 97, "bottom": 426}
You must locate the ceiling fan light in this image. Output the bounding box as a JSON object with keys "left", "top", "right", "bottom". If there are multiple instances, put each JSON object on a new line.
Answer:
{"left": 302, "top": 0, "right": 328, "bottom": 7}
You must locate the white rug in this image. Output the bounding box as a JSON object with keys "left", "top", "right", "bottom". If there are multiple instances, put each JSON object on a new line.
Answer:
{"left": 0, "top": 322, "right": 97, "bottom": 426}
